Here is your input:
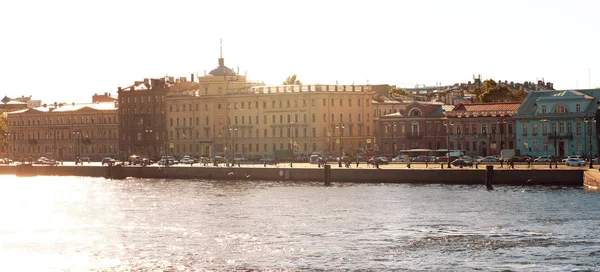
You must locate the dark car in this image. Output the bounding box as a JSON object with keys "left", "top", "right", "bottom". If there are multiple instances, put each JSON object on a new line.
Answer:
{"left": 260, "top": 157, "right": 276, "bottom": 165}
{"left": 102, "top": 157, "right": 116, "bottom": 165}
{"left": 370, "top": 156, "right": 389, "bottom": 165}
{"left": 451, "top": 158, "right": 473, "bottom": 167}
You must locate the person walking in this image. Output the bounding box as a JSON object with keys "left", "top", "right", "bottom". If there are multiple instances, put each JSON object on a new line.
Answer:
{"left": 356, "top": 157, "right": 360, "bottom": 168}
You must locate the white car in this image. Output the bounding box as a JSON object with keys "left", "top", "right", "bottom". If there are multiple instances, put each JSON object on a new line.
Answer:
{"left": 534, "top": 156, "right": 552, "bottom": 162}
{"left": 179, "top": 156, "right": 194, "bottom": 164}
{"left": 565, "top": 158, "right": 586, "bottom": 167}
{"left": 562, "top": 155, "right": 584, "bottom": 163}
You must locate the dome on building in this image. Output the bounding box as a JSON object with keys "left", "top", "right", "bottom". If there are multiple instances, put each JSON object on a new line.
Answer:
{"left": 208, "top": 58, "right": 237, "bottom": 77}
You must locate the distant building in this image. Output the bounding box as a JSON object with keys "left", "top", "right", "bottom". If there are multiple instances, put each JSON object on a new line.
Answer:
{"left": 376, "top": 101, "right": 446, "bottom": 157}
{"left": 446, "top": 102, "right": 521, "bottom": 157}
{"left": 514, "top": 88, "right": 600, "bottom": 158}
{"left": 92, "top": 92, "right": 118, "bottom": 103}
{"left": 165, "top": 54, "right": 375, "bottom": 158}
{"left": 5, "top": 101, "right": 118, "bottom": 161}
{"left": 0, "top": 95, "right": 31, "bottom": 114}
{"left": 117, "top": 78, "right": 170, "bottom": 159}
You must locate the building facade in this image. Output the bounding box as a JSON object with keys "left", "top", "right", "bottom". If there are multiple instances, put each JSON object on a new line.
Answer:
{"left": 117, "top": 78, "right": 170, "bottom": 159}
{"left": 376, "top": 102, "right": 447, "bottom": 157}
{"left": 165, "top": 56, "right": 375, "bottom": 159}
{"left": 446, "top": 102, "right": 520, "bottom": 157}
{"left": 514, "top": 89, "right": 600, "bottom": 158}
{"left": 5, "top": 102, "right": 119, "bottom": 161}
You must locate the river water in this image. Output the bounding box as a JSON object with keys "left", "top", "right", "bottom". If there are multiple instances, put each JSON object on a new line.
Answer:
{"left": 0, "top": 176, "right": 599, "bottom": 271}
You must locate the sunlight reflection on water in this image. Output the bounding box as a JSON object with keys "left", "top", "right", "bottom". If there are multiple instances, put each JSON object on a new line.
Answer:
{"left": 0, "top": 175, "right": 599, "bottom": 271}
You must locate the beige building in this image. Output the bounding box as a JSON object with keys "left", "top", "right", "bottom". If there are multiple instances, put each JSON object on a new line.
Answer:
{"left": 5, "top": 102, "right": 119, "bottom": 161}
{"left": 166, "top": 56, "right": 376, "bottom": 159}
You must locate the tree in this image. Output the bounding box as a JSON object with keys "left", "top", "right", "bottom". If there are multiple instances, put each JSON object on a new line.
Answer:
{"left": 389, "top": 87, "right": 407, "bottom": 97}
{"left": 0, "top": 114, "right": 7, "bottom": 151}
{"left": 283, "top": 74, "right": 302, "bottom": 85}
{"left": 513, "top": 87, "right": 528, "bottom": 101}
{"left": 473, "top": 79, "right": 524, "bottom": 102}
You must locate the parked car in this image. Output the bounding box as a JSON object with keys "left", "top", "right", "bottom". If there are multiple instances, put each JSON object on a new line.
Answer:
{"left": 534, "top": 155, "right": 552, "bottom": 162}
{"left": 80, "top": 157, "right": 91, "bottom": 163}
{"left": 562, "top": 155, "right": 584, "bottom": 163}
{"left": 212, "top": 156, "right": 226, "bottom": 164}
{"left": 102, "top": 157, "right": 116, "bottom": 165}
{"left": 1, "top": 158, "right": 13, "bottom": 164}
{"left": 259, "top": 157, "right": 276, "bottom": 165}
{"left": 309, "top": 155, "right": 321, "bottom": 164}
{"left": 233, "top": 155, "right": 246, "bottom": 162}
{"left": 565, "top": 158, "right": 586, "bottom": 166}
{"left": 479, "top": 156, "right": 498, "bottom": 163}
{"left": 392, "top": 155, "right": 408, "bottom": 162}
{"left": 451, "top": 158, "right": 473, "bottom": 167}
{"left": 371, "top": 156, "right": 389, "bottom": 165}
{"left": 179, "top": 156, "right": 194, "bottom": 164}
{"left": 128, "top": 155, "right": 142, "bottom": 165}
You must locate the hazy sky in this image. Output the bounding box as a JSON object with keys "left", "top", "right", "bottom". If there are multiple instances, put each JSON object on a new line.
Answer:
{"left": 1, "top": 0, "right": 599, "bottom": 104}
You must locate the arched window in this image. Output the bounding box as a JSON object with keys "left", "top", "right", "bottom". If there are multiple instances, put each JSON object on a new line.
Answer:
{"left": 551, "top": 104, "right": 569, "bottom": 113}
{"left": 408, "top": 108, "right": 422, "bottom": 116}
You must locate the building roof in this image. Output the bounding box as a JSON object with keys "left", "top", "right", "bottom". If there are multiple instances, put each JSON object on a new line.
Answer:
{"left": 442, "top": 104, "right": 455, "bottom": 112}
{"left": 7, "top": 102, "right": 116, "bottom": 114}
{"left": 515, "top": 88, "right": 600, "bottom": 118}
{"left": 452, "top": 102, "right": 521, "bottom": 112}
{"left": 208, "top": 58, "right": 237, "bottom": 77}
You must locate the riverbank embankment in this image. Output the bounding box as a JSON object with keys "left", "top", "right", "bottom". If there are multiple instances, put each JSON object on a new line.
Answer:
{"left": 0, "top": 164, "right": 587, "bottom": 186}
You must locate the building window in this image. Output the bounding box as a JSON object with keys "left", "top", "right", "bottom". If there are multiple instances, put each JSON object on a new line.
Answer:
{"left": 576, "top": 104, "right": 581, "bottom": 112}
{"left": 576, "top": 122, "right": 582, "bottom": 135}
{"left": 541, "top": 105, "right": 547, "bottom": 113}
{"left": 542, "top": 122, "right": 548, "bottom": 135}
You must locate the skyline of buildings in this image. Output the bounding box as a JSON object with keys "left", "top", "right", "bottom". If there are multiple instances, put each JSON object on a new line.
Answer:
{"left": 1, "top": 54, "right": 599, "bottom": 161}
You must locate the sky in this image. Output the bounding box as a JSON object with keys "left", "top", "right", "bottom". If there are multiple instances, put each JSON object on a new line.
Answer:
{"left": 1, "top": 0, "right": 599, "bottom": 104}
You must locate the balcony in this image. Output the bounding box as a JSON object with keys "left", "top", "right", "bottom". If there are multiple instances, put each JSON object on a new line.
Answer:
{"left": 548, "top": 133, "right": 573, "bottom": 140}
{"left": 406, "top": 132, "right": 422, "bottom": 139}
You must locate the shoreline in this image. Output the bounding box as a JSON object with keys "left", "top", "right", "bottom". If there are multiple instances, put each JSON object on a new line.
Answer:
{"left": 0, "top": 164, "right": 589, "bottom": 186}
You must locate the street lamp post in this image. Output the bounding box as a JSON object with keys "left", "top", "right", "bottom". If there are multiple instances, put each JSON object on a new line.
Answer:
{"left": 145, "top": 128, "right": 153, "bottom": 159}
{"left": 497, "top": 118, "right": 506, "bottom": 154}
{"left": 3, "top": 131, "right": 11, "bottom": 162}
{"left": 336, "top": 122, "right": 344, "bottom": 167}
{"left": 540, "top": 119, "right": 557, "bottom": 158}
{"left": 72, "top": 130, "right": 81, "bottom": 165}
{"left": 387, "top": 122, "right": 397, "bottom": 158}
{"left": 584, "top": 117, "right": 596, "bottom": 168}
{"left": 229, "top": 126, "right": 237, "bottom": 166}
{"left": 443, "top": 121, "right": 454, "bottom": 168}
{"left": 289, "top": 122, "right": 295, "bottom": 167}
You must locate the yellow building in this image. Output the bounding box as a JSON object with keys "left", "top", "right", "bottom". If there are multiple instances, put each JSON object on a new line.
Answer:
{"left": 166, "top": 57, "right": 375, "bottom": 159}
{"left": 5, "top": 102, "right": 119, "bottom": 161}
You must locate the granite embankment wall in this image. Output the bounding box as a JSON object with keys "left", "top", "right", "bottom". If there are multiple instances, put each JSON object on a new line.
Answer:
{"left": 583, "top": 170, "right": 600, "bottom": 188}
{"left": 0, "top": 165, "right": 585, "bottom": 186}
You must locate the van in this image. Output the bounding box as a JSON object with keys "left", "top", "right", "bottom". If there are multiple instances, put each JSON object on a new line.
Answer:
{"left": 128, "top": 155, "right": 142, "bottom": 165}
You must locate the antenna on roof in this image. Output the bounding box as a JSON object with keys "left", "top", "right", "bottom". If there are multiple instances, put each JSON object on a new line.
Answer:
{"left": 220, "top": 38, "right": 223, "bottom": 59}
